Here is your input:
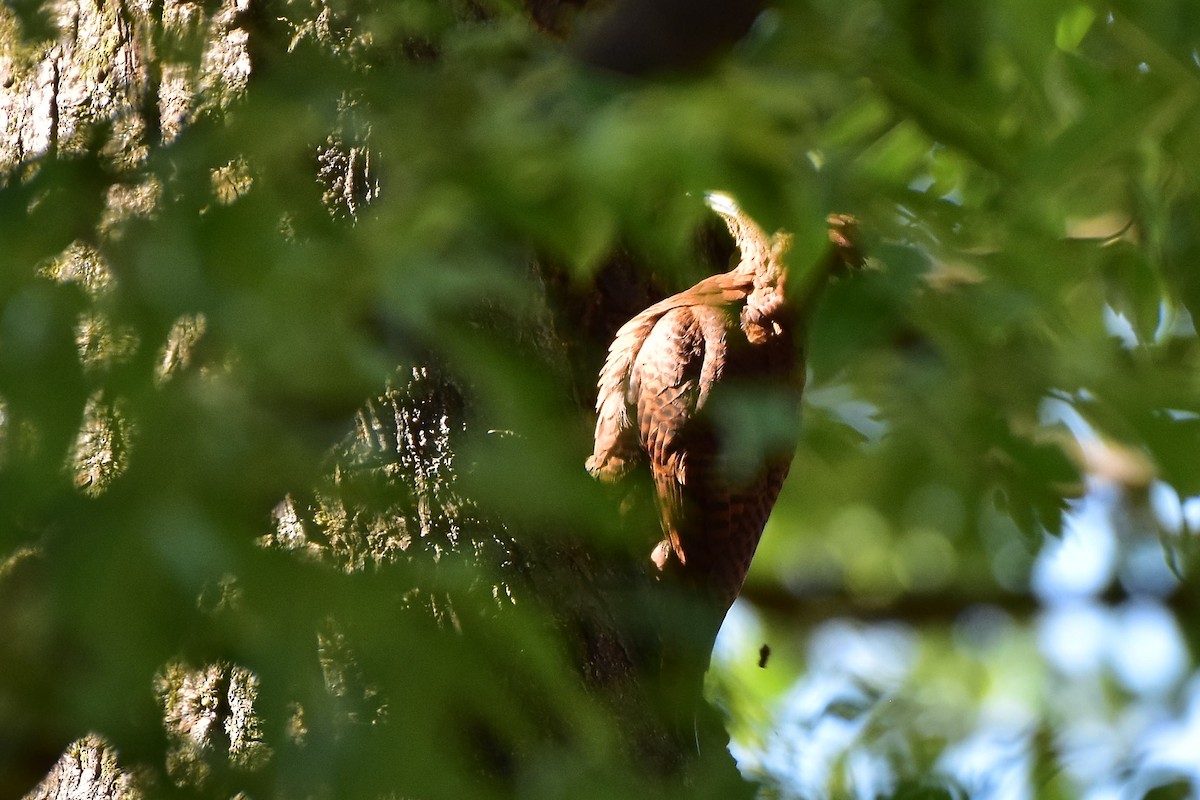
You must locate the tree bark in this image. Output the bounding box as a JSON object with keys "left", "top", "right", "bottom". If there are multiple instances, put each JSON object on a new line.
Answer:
{"left": 4, "top": 1, "right": 759, "bottom": 797}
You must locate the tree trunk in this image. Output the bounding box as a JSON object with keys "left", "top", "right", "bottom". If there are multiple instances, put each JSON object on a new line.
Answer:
{"left": 3, "top": 1, "right": 759, "bottom": 798}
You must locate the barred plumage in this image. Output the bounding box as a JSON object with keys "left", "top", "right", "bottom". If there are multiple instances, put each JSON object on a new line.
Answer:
{"left": 587, "top": 193, "right": 811, "bottom": 616}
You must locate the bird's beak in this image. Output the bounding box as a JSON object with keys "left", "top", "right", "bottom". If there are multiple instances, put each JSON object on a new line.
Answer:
{"left": 704, "top": 191, "right": 740, "bottom": 218}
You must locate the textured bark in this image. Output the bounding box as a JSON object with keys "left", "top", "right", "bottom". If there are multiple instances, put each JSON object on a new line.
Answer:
{"left": 0, "top": 0, "right": 143, "bottom": 169}
{"left": 6, "top": 3, "right": 270, "bottom": 799}
{"left": 0, "top": 0, "right": 250, "bottom": 173}
{"left": 23, "top": 736, "right": 144, "bottom": 800}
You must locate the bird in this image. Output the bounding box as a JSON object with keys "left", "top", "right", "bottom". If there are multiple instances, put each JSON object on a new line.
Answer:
{"left": 586, "top": 193, "right": 860, "bottom": 628}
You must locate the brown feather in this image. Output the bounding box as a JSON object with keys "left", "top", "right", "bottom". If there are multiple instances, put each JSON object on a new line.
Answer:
{"left": 587, "top": 194, "right": 807, "bottom": 616}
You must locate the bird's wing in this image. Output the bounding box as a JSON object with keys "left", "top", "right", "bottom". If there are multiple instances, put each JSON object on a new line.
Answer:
{"left": 587, "top": 274, "right": 748, "bottom": 483}
{"left": 587, "top": 308, "right": 662, "bottom": 482}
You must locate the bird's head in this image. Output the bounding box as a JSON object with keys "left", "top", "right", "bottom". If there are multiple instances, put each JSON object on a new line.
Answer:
{"left": 704, "top": 191, "right": 786, "bottom": 279}
{"left": 703, "top": 190, "right": 741, "bottom": 220}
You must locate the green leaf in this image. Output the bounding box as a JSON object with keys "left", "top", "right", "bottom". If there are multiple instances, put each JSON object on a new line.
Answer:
{"left": 1055, "top": 4, "right": 1097, "bottom": 52}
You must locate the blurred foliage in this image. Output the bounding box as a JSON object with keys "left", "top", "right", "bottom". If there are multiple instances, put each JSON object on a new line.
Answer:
{"left": 3, "top": 0, "right": 1200, "bottom": 798}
